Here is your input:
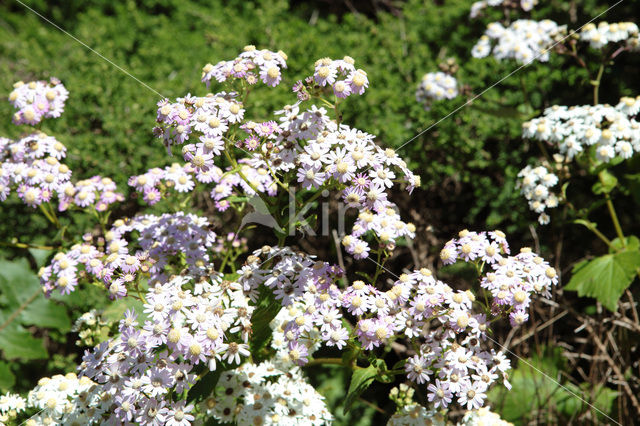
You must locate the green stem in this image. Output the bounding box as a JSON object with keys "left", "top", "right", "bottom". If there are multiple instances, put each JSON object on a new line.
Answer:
{"left": 315, "top": 97, "right": 335, "bottom": 110}
{"left": 334, "top": 97, "right": 342, "bottom": 125}
{"left": 304, "top": 357, "right": 362, "bottom": 369}
{"left": 134, "top": 281, "right": 147, "bottom": 304}
{"left": 0, "top": 287, "right": 42, "bottom": 333}
{"left": 536, "top": 139, "right": 553, "bottom": 165}
{"left": 38, "top": 202, "right": 59, "bottom": 228}
{"left": 604, "top": 196, "right": 625, "bottom": 247}
{"left": 599, "top": 172, "right": 625, "bottom": 247}
{"left": 0, "top": 241, "right": 56, "bottom": 250}
{"left": 592, "top": 63, "right": 605, "bottom": 105}
{"left": 371, "top": 248, "right": 386, "bottom": 284}
{"left": 584, "top": 223, "right": 613, "bottom": 249}
{"left": 281, "top": 186, "right": 329, "bottom": 234}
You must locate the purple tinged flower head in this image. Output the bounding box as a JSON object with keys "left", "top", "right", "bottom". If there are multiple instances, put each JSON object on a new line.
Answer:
{"left": 9, "top": 78, "right": 68, "bottom": 125}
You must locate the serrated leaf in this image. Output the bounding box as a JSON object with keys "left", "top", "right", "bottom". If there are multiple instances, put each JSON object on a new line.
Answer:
{"left": 565, "top": 250, "right": 640, "bottom": 311}
{"left": 343, "top": 364, "right": 378, "bottom": 414}
{"left": 0, "top": 361, "right": 15, "bottom": 390}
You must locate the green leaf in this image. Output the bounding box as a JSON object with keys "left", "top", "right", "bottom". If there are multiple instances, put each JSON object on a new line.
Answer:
{"left": 0, "top": 258, "right": 39, "bottom": 305}
{"left": 28, "top": 248, "right": 52, "bottom": 268}
{"left": 372, "top": 359, "right": 394, "bottom": 383}
{"left": 488, "top": 347, "right": 617, "bottom": 422}
{"left": 592, "top": 170, "right": 618, "bottom": 194}
{"left": 343, "top": 364, "right": 378, "bottom": 414}
{"left": 187, "top": 368, "right": 222, "bottom": 403}
{"left": 0, "top": 257, "right": 71, "bottom": 359}
{"left": 102, "top": 296, "right": 145, "bottom": 323}
{"left": 610, "top": 235, "right": 640, "bottom": 253}
{"left": 0, "top": 361, "right": 15, "bottom": 390}
{"left": 341, "top": 346, "right": 359, "bottom": 366}
{"left": 0, "top": 322, "right": 47, "bottom": 360}
{"left": 565, "top": 250, "right": 640, "bottom": 311}
{"left": 249, "top": 285, "right": 281, "bottom": 362}
{"left": 21, "top": 296, "right": 71, "bottom": 331}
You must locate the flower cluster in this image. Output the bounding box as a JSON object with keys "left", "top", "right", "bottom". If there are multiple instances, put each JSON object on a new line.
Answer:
{"left": 8, "top": 78, "right": 68, "bottom": 125}
{"left": 1, "top": 48, "right": 568, "bottom": 424}
{"left": 269, "top": 301, "right": 323, "bottom": 369}
{"left": 2, "top": 81, "right": 124, "bottom": 213}
{"left": 274, "top": 103, "right": 418, "bottom": 250}
{"left": 0, "top": 133, "right": 123, "bottom": 211}
{"left": 440, "top": 230, "right": 558, "bottom": 326}
{"left": 39, "top": 212, "right": 216, "bottom": 297}
{"left": 61, "top": 175, "right": 124, "bottom": 212}
{"left": 201, "top": 45, "right": 288, "bottom": 88}
{"left": 72, "top": 309, "right": 111, "bottom": 347}
{"left": 24, "top": 373, "right": 102, "bottom": 425}
{"left": 0, "top": 393, "right": 26, "bottom": 425}
{"left": 129, "top": 161, "right": 277, "bottom": 211}
{"left": 306, "top": 56, "right": 369, "bottom": 99}
{"left": 77, "top": 274, "right": 252, "bottom": 424}
{"left": 208, "top": 361, "right": 333, "bottom": 425}
{"left": 460, "top": 407, "right": 513, "bottom": 426}
{"left": 237, "top": 231, "right": 556, "bottom": 412}
{"left": 416, "top": 72, "right": 459, "bottom": 109}
{"left": 472, "top": 19, "right": 561, "bottom": 64}
{"left": 579, "top": 22, "right": 640, "bottom": 50}
{"left": 517, "top": 165, "right": 560, "bottom": 225}
{"left": 0, "top": 133, "right": 71, "bottom": 206}
{"left": 470, "top": 0, "right": 536, "bottom": 19}
{"left": 152, "top": 48, "right": 419, "bottom": 251}
{"left": 387, "top": 403, "right": 446, "bottom": 426}
{"left": 522, "top": 97, "right": 640, "bottom": 162}
{"left": 154, "top": 91, "right": 245, "bottom": 156}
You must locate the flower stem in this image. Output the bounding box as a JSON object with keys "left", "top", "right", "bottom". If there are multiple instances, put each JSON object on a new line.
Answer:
{"left": 592, "top": 62, "right": 605, "bottom": 105}
{"left": 598, "top": 172, "right": 625, "bottom": 248}
{"left": 0, "top": 241, "right": 56, "bottom": 250}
